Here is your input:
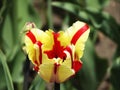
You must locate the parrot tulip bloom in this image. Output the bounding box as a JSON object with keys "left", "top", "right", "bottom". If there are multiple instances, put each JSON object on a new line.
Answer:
{"left": 24, "top": 21, "right": 90, "bottom": 83}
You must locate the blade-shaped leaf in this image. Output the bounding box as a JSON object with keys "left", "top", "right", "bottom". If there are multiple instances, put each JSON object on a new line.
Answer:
{"left": 29, "top": 75, "right": 45, "bottom": 90}
{"left": 111, "top": 57, "right": 120, "bottom": 90}
{"left": 0, "top": 50, "right": 14, "bottom": 90}
{"left": 52, "top": 1, "right": 80, "bottom": 15}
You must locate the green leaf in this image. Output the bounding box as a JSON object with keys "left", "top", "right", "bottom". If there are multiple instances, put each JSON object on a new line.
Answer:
{"left": 110, "top": 57, "right": 120, "bottom": 90}
{"left": 63, "top": 81, "right": 77, "bottom": 90}
{"left": 0, "top": 50, "right": 14, "bottom": 90}
{"left": 11, "top": 49, "right": 25, "bottom": 83}
{"left": 15, "top": 0, "right": 31, "bottom": 33}
{"left": 98, "top": 0, "right": 110, "bottom": 7}
{"left": 85, "top": 0, "right": 110, "bottom": 13}
{"left": 2, "top": 14, "right": 14, "bottom": 54}
{"left": 86, "top": 0, "right": 101, "bottom": 11}
{"left": 6, "top": 45, "right": 20, "bottom": 62}
{"left": 47, "top": 0, "right": 53, "bottom": 29}
{"left": 17, "top": 0, "right": 41, "bottom": 32}
{"left": 89, "top": 14, "right": 103, "bottom": 28}
{"left": 100, "top": 16, "right": 120, "bottom": 46}
{"left": 29, "top": 75, "right": 45, "bottom": 90}
{"left": 0, "top": 63, "right": 6, "bottom": 90}
{"left": 94, "top": 54, "right": 108, "bottom": 82}
{"left": 52, "top": 1, "right": 80, "bottom": 15}
{"left": 78, "top": 11, "right": 89, "bottom": 21}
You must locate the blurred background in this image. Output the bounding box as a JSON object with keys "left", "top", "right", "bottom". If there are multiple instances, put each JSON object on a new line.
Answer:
{"left": 0, "top": 0, "right": 120, "bottom": 90}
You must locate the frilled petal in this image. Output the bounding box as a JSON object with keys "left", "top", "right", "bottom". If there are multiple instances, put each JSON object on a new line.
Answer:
{"left": 65, "top": 21, "right": 90, "bottom": 58}
{"left": 24, "top": 21, "right": 90, "bottom": 83}
{"left": 25, "top": 29, "right": 54, "bottom": 64}
{"left": 24, "top": 32, "right": 35, "bottom": 63}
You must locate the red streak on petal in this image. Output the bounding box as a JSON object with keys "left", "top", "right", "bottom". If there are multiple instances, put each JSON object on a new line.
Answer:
{"left": 33, "top": 41, "right": 42, "bottom": 72}
{"left": 33, "top": 60, "right": 39, "bottom": 72}
{"left": 65, "top": 46, "right": 73, "bottom": 68}
{"left": 71, "top": 24, "right": 89, "bottom": 45}
{"left": 44, "top": 32, "right": 66, "bottom": 59}
{"left": 73, "top": 60, "right": 82, "bottom": 72}
{"left": 65, "top": 46, "right": 72, "bottom": 59}
{"left": 54, "top": 63, "right": 60, "bottom": 74}
{"left": 33, "top": 66, "right": 39, "bottom": 72}
{"left": 34, "top": 60, "right": 39, "bottom": 65}
{"left": 26, "top": 31, "right": 36, "bottom": 43}
{"left": 36, "top": 41, "right": 42, "bottom": 64}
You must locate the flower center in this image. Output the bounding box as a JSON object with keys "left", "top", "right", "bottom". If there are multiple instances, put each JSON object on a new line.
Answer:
{"left": 44, "top": 32, "right": 67, "bottom": 60}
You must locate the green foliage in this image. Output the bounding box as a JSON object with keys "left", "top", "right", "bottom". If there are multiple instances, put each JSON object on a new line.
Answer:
{"left": 0, "top": 0, "right": 120, "bottom": 90}
{"left": 94, "top": 54, "right": 108, "bottom": 82}
{"left": 0, "top": 0, "right": 40, "bottom": 90}
{"left": 29, "top": 75, "right": 46, "bottom": 90}
{"left": 111, "top": 57, "right": 120, "bottom": 90}
{"left": 0, "top": 50, "right": 14, "bottom": 90}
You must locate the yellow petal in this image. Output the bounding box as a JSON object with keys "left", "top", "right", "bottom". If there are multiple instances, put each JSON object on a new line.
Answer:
{"left": 65, "top": 21, "right": 90, "bottom": 58}
{"left": 58, "top": 31, "right": 70, "bottom": 47}
{"left": 38, "top": 63, "right": 55, "bottom": 82}
{"left": 75, "top": 30, "right": 90, "bottom": 58}
{"left": 24, "top": 28, "right": 54, "bottom": 64}
{"left": 56, "top": 65, "right": 75, "bottom": 83}
{"left": 43, "top": 30, "right": 54, "bottom": 51}
{"left": 24, "top": 36, "right": 36, "bottom": 63}
{"left": 65, "top": 21, "right": 86, "bottom": 40}
{"left": 54, "top": 56, "right": 74, "bottom": 83}
{"left": 28, "top": 28, "right": 54, "bottom": 51}
{"left": 62, "top": 51, "right": 72, "bottom": 68}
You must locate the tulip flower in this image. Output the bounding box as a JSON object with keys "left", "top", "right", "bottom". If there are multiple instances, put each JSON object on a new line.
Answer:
{"left": 24, "top": 21, "right": 90, "bottom": 83}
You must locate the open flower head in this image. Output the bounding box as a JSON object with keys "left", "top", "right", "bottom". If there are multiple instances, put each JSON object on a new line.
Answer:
{"left": 24, "top": 21, "right": 90, "bottom": 83}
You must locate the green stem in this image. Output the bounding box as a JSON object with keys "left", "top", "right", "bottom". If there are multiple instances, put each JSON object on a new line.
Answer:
{"left": 54, "top": 82, "right": 60, "bottom": 90}
{"left": 47, "top": 0, "right": 53, "bottom": 29}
